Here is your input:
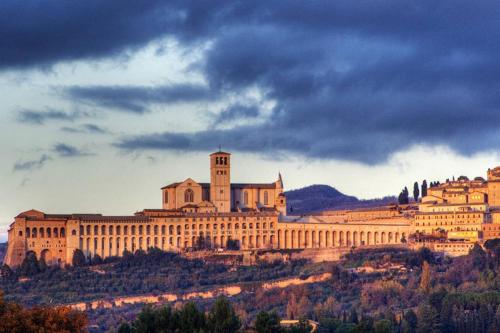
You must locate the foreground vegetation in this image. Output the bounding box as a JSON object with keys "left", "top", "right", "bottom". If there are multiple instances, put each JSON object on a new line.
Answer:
{"left": 0, "top": 248, "right": 312, "bottom": 305}
{"left": 0, "top": 291, "right": 87, "bottom": 333}
{"left": 1, "top": 241, "right": 499, "bottom": 332}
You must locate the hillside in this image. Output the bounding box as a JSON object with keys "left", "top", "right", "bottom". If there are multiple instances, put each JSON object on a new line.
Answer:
{"left": 285, "top": 184, "right": 396, "bottom": 214}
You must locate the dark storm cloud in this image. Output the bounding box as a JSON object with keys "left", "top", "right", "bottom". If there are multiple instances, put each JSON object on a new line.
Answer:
{"left": 13, "top": 154, "right": 51, "bottom": 172}
{"left": 64, "top": 84, "right": 214, "bottom": 113}
{"left": 212, "top": 104, "right": 260, "bottom": 124}
{"left": 16, "top": 109, "right": 84, "bottom": 125}
{"left": 7, "top": 1, "right": 500, "bottom": 162}
{"left": 52, "top": 143, "right": 91, "bottom": 158}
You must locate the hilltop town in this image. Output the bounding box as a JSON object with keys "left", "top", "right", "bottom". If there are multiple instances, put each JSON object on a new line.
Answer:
{"left": 4, "top": 151, "right": 500, "bottom": 268}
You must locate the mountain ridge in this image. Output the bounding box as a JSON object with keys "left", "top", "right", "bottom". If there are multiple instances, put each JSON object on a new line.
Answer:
{"left": 285, "top": 184, "right": 396, "bottom": 215}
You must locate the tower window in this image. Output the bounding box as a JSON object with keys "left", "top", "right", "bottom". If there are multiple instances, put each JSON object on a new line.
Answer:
{"left": 185, "top": 189, "right": 194, "bottom": 202}
{"left": 224, "top": 157, "right": 228, "bottom": 165}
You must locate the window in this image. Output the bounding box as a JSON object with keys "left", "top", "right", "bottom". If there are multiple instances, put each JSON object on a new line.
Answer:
{"left": 185, "top": 189, "right": 194, "bottom": 203}
{"left": 264, "top": 191, "right": 269, "bottom": 205}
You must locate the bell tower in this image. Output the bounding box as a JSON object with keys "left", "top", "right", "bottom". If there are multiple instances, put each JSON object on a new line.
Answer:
{"left": 210, "top": 151, "right": 231, "bottom": 212}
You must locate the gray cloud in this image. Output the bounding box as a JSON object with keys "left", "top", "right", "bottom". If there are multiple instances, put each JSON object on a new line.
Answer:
{"left": 212, "top": 104, "right": 260, "bottom": 124}
{"left": 52, "top": 143, "right": 92, "bottom": 158}
{"left": 61, "top": 123, "right": 109, "bottom": 134}
{"left": 13, "top": 154, "right": 51, "bottom": 172}
{"left": 63, "top": 84, "right": 214, "bottom": 113}
{"left": 6, "top": 1, "right": 500, "bottom": 163}
{"left": 16, "top": 109, "right": 84, "bottom": 125}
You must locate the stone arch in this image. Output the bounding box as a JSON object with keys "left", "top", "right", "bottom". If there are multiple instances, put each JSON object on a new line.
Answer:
{"left": 176, "top": 225, "right": 181, "bottom": 235}
{"left": 339, "top": 231, "right": 343, "bottom": 246}
{"left": 381, "top": 232, "right": 386, "bottom": 244}
{"left": 325, "top": 231, "right": 330, "bottom": 247}
{"left": 366, "top": 231, "right": 371, "bottom": 245}
{"left": 395, "top": 232, "right": 400, "bottom": 243}
{"left": 291, "top": 230, "right": 297, "bottom": 248}
{"left": 332, "top": 231, "right": 336, "bottom": 246}
{"left": 26, "top": 227, "right": 31, "bottom": 238}
{"left": 269, "top": 235, "right": 275, "bottom": 247}
{"left": 60, "top": 227, "right": 65, "bottom": 237}
{"left": 298, "top": 230, "right": 303, "bottom": 248}
{"left": 47, "top": 228, "right": 52, "bottom": 238}
{"left": 284, "top": 230, "right": 289, "bottom": 248}
{"left": 116, "top": 237, "right": 121, "bottom": 255}
{"left": 353, "top": 231, "right": 358, "bottom": 246}
{"left": 388, "top": 232, "right": 393, "bottom": 243}
{"left": 374, "top": 232, "right": 379, "bottom": 244}
{"left": 360, "top": 231, "right": 365, "bottom": 245}
{"left": 304, "top": 231, "right": 309, "bottom": 248}
{"left": 319, "top": 230, "right": 324, "bottom": 247}
{"left": 256, "top": 235, "right": 260, "bottom": 248}
{"left": 54, "top": 227, "right": 59, "bottom": 238}
{"left": 39, "top": 227, "right": 45, "bottom": 238}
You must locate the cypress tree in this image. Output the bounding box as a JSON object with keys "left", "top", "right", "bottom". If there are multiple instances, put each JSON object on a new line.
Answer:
{"left": 421, "top": 180, "right": 428, "bottom": 197}
{"left": 413, "top": 182, "right": 420, "bottom": 202}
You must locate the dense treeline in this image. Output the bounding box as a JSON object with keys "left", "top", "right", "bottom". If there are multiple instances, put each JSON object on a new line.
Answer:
{"left": 0, "top": 247, "right": 311, "bottom": 305}
{"left": 112, "top": 297, "right": 311, "bottom": 333}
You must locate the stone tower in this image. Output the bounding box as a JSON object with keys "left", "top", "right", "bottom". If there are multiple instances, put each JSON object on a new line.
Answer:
{"left": 487, "top": 167, "right": 500, "bottom": 206}
{"left": 210, "top": 151, "right": 231, "bottom": 212}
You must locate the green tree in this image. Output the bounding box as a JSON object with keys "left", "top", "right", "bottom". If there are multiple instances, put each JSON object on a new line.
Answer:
{"left": 374, "top": 319, "right": 393, "bottom": 333}
{"left": 417, "top": 304, "right": 440, "bottom": 333}
{"left": 133, "top": 305, "right": 158, "bottom": 333}
{"left": 469, "top": 243, "right": 487, "bottom": 269}
{"left": 72, "top": 249, "right": 86, "bottom": 267}
{"left": 349, "top": 308, "right": 359, "bottom": 324}
{"left": 413, "top": 182, "right": 420, "bottom": 202}
{"left": 117, "top": 322, "right": 133, "bottom": 333}
{"left": 0, "top": 264, "right": 14, "bottom": 280}
{"left": 255, "top": 311, "right": 282, "bottom": 333}
{"left": 207, "top": 296, "right": 241, "bottom": 333}
{"left": 421, "top": 180, "right": 428, "bottom": 197}
{"left": 178, "top": 302, "right": 206, "bottom": 333}
{"left": 20, "top": 251, "right": 40, "bottom": 275}
{"left": 401, "top": 310, "right": 417, "bottom": 333}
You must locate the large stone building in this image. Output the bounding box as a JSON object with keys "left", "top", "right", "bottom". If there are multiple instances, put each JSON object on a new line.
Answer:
{"left": 3, "top": 151, "right": 412, "bottom": 267}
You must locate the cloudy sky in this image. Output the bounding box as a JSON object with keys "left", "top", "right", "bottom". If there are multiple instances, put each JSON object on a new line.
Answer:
{"left": 2, "top": 1, "right": 500, "bottom": 240}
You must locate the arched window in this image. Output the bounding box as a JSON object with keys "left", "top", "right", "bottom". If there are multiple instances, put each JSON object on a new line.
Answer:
{"left": 244, "top": 191, "right": 249, "bottom": 205}
{"left": 264, "top": 191, "right": 269, "bottom": 205}
{"left": 185, "top": 189, "right": 194, "bottom": 203}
